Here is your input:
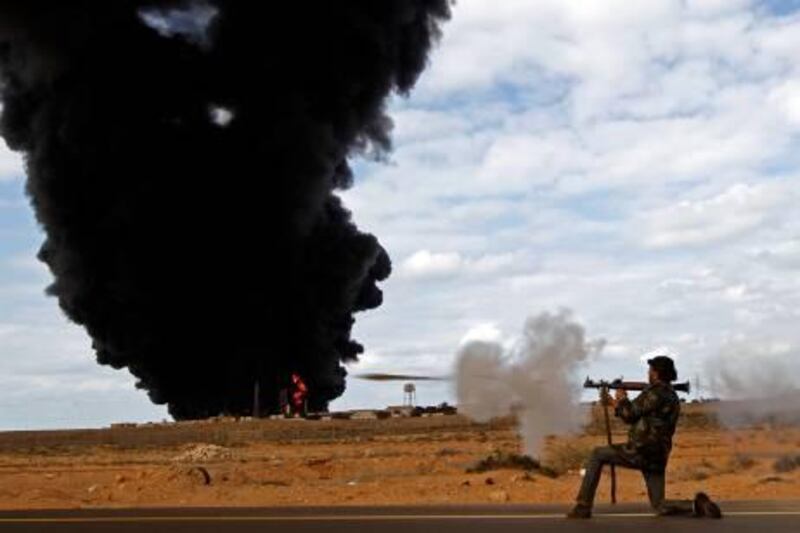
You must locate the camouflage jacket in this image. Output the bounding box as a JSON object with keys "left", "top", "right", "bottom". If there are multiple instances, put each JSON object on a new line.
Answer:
{"left": 614, "top": 382, "right": 680, "bottom": 469}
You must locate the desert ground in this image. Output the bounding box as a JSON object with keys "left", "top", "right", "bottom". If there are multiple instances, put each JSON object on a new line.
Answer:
{"left": 0, "top": 403, "right": 798, "bottom": 509}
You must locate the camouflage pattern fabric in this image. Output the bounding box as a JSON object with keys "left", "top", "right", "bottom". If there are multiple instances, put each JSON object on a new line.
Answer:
{"left": 614, "top": 381, "right": 680, "bottom": 471}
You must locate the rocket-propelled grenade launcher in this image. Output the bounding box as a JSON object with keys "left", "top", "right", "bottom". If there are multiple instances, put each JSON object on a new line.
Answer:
{"left": 583, "top": 378, "right": 691, "bottom": 394}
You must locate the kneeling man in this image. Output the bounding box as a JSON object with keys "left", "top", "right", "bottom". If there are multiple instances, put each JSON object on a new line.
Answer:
{"left": 568, "top": 356, "right": 722, "bottom": 519}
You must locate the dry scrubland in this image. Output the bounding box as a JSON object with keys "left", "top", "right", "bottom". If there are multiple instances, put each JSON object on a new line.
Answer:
{"left": 0, "top": 403, "right": 799, "bottom": 509}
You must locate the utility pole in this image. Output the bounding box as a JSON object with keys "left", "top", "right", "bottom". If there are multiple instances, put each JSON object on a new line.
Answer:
{"left": 253, "top": 379, "right": 261, "bottom": 418}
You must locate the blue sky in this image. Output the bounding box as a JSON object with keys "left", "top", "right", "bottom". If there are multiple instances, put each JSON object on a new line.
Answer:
{"left": 764, "top": 0, "right": 800, "bottom": 16}
{"left": 2, "top": 0, "right": 800, "bottom": 428}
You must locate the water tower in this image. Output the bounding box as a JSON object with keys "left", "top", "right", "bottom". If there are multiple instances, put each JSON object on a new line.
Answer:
{"left": 403, "top": 383, "right": 416, "bottom": 407}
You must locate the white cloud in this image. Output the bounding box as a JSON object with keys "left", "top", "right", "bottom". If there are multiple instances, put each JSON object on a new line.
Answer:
{"left": 640, "top": 182, "right": 794, "bottom": 248}
{"left": 470, "top": 253, "right": 515, "bottom": 274}
{"left": 399, "top": 249, "right": 517, "bottom": 279}
{"left": 640, "top": 346, "right": 681, "bottom": 365}
{"left": 602, "top": 343, "right": 636, "bottom": 359}
{"left": 768, "top": 79, "right": 800, "bottom": 125}
{"left": 459, "top": 322, "right": 503, "bottom": 345}
{"left": 0, "top": 315, "right": 168, "bottom": 428}
{"left": 400, "top": 250, "right": 463, "bottom": 278}
{"left": 478, "top": 132, "right": 588, "bottom": 191}
{"left": 392, "top": 108, "right": 474, "bottom": 145}
{"left": 0, "top": 137, "right": 23, "bottom": 181}
{"left": 754, "top": 239, "right": 800, "bottom": 269}
{"left": 685, "top": 0, "right": 753, "bottom": 17}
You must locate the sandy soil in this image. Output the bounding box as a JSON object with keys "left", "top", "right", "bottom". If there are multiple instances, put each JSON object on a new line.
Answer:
{"left": 0, "top": 413, "right": 798, "bottom": 509}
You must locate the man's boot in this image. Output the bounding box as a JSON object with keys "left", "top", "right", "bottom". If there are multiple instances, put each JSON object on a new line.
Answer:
{"left": 566, "top": 503, "right": 592, "bottom": 519}
{"left": 693, "top": 492, "right": 722, "bottom": 519}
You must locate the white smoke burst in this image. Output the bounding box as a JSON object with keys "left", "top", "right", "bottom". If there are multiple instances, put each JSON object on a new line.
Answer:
{"left": 455, "top": 309, "right": 604, "bottom": 456}
{"left": 705, "top": 339, "right": 800, "bottom": 426}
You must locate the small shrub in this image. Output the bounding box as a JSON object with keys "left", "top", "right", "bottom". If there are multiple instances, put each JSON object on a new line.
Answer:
{"left": 699, "top": 458, "right": 715, "bottom": 470}
{"left": 466, "top": 450, "right": 558, "bottom": 477}
{"left": 727, "top": 454, "right": 756, "bottom": 472}
{"left": 773, "top": 455, "right": 800, "bottom": 473}
{"left": 545, "top": 442, "right": 593, "bottom": 475}
{"left": 436, "top": 448, "right": 461, "bottom": 457}
{"left": 673, "top": 463, "right": 714, "bottom": 482}
{"left": 466, "top": 450, "right": 537, "bottom": 472}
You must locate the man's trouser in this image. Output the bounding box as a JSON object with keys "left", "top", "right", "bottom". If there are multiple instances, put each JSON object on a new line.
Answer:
{"left": 576, "top": 444, "right": 695, "bottom": 515}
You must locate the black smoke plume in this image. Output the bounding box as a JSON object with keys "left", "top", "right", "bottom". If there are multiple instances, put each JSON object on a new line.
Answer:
{"left": 0, "top": 1, "right": 450, "bottom": 419}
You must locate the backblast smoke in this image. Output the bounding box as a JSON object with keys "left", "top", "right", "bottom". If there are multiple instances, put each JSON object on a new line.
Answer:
{"left": 0, "top": 1, "right": 450, "bottom": 418}
{"left": 705, "top": 340, "right": 800, "bottom": 426}
{"left": 455, "top": 310, "right": 604, "bottom": 456}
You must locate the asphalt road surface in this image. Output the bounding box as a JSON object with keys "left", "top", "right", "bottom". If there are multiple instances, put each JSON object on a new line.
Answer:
{"left": 0, "top": 501, "right": 797, "bottom": 532}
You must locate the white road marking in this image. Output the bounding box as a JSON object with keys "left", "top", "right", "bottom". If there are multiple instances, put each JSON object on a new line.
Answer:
{"left": 0, "top": 510, "right": 798, "bottom": 523}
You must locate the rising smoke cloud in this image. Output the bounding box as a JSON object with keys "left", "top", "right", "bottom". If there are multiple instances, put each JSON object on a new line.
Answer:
{"left": 455, "top": 310, "right": 604, "bottom": 456}
{"left": 705, "top": 339, "right": 800, "bottom": 426}
{"left": 0, "top": 1, "right": 450, "bottom": 418}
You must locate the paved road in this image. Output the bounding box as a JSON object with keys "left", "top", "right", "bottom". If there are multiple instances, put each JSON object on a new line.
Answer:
{"left": 0, "top": 501, "right": 797, "bottom": 532}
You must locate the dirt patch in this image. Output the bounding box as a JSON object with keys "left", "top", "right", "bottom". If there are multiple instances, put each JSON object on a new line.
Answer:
{"left": 0, "top": 405, "right": 796, "bottom": 509}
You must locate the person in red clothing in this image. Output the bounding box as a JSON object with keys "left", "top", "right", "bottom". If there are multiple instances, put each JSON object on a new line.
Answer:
{"left": 291, "top": 373, "right": 308, "bottom": 416}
